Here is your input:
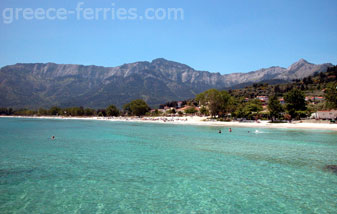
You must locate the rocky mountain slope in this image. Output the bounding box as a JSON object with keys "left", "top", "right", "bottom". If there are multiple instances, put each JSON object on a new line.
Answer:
{"left": 0, "top": 58, "right": 333, "bottom": 108}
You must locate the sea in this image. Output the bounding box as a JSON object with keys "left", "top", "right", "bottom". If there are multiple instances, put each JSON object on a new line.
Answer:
{"left": 0, "top": 118, "right": 336, "bottom": 213}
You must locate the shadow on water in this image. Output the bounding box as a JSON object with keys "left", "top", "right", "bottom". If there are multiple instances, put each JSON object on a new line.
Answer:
{"left": 325, "top": 165, "right": 337, "bottom": 175}
{"left": 194, "top": 145, "right": 337, "bottom": 175}
{"left": 0, "top": 168, "right": 38, "bottom": 185}
{"left": 0, "top": 168, "right": 35, "bottom": 177}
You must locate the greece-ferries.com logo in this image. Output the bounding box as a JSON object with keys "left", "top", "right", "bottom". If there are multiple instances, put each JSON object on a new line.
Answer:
{"left": 2, "top": 2, "right": 184, "bottom": 24}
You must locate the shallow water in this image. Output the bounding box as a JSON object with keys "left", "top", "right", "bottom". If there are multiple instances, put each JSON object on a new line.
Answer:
{"left": 0, "top": 118, "right": 336, "bottom": 213}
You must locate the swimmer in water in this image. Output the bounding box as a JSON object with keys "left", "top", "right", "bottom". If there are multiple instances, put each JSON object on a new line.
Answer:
{"left": 219, "top": 130, "right": 222, "bottom": 134}
{"left": 51, "top": 136, "right": 55, "bottom": 140}
{"left": 229, "top": 128, "right": 232, "bottom": 132}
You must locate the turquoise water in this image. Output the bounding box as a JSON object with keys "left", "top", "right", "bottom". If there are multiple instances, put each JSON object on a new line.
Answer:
{"left": 0, "top": 118, "right": 336, "bottom": 214}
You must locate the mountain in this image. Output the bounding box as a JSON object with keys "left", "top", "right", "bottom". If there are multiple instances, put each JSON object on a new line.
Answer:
{"left": 0, "top": 58, "right": 333, "bottom": 109}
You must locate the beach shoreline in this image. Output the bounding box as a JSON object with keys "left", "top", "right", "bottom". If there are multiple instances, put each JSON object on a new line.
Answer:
{"left": 1, "top": 115, "right": 337, "bottom": 131}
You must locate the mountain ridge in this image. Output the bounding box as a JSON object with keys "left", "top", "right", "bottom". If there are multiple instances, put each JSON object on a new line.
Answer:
{"left": 0, "top": 58, "right": 333, "bottom": 109}
{"left": 3, "top": 58, "right": 330, "bottom": 80}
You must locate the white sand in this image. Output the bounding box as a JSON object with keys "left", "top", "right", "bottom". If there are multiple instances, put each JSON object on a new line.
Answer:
{"left": 1, "top": 115, "right": 337, "bottom": 131}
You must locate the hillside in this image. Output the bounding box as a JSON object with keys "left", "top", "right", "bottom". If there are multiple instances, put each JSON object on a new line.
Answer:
{"left": 0, "top": 58, "right": 333, "bottom": 109}
{"left": 229, "top": 66, "right": 337, "bottom": 100}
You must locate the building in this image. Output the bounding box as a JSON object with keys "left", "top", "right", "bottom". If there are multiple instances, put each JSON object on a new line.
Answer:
{"left": 305, "top": 96, "right": 325, "bottom": 102}
{"left": 279, "top": 98, "right": 285, "bottom": 104}
{"left": 256, "top": 96, "right": 269, "bottom": 102}
{"left": 164, "top": 106, "right": 170, "bottom": 110}
{"left": 312, "top": 110, "right": 337, "bottom": 120}
{"left": 256, "top": 96, "right": 269, "bottom": 106}
{"left": 314, "top": 97, "right": 325, "bottom": 101}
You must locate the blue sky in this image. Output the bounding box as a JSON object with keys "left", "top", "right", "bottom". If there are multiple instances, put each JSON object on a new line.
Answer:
{"left": 0, "top": 0, "right": 336, "bottom": 74}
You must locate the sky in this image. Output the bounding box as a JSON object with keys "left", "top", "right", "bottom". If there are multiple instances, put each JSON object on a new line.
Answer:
{"left": 0, "top": 0, "right": 336, "bottom": 74}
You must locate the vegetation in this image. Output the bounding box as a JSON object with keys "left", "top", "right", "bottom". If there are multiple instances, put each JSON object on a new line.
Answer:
{"left": 268, "top": 95, "right": 283, "bottom": 121}
{"left": 284, "top": 88, "right": 306, "bottom": 120}
{"left": 0, "top": 108, "right": 13, "bottom": 115}
{"left": 97, "top": 109, "right": 107, "bottom": 117}
{"left": 0, "top": 99, "right": 152, "bottom": 117}
{"left": 196, "top": 89, "right": 233, "bottom": 118}
{"left": 184, "top": 107, "right": 198, "bottom": 114}
{"left": 199, "top": 106, "right": 209, "bottom": 116}
{"left": 324, "top": 83, "right": 337, "bottom": 109}
{"left": 234, "top": 99, "right": 263, "bottom": 120}
{"left": 106, "top": 105, "right": 120, "bottom": 117}
{"left": 166, "top": 109, "right": 176, "bottom": 114}
{"left": 123, "top": 99, "right": 150, "bottom": 116}
{"left": 229, "top": 65, "right": 337, "bottom": 104}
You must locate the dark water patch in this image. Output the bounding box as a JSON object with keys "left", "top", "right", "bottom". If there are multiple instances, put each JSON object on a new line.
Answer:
{"left": 194, "top": 146, "right": 336, "bottom": 174}
{"left": 325, "top": 165, "right": 337, "bottom": 175}
{"left": 0, "top": 168, "right": 37, "bottom": 185}
{"left": 0, "top": 168, "right": 35, "bottom": 177}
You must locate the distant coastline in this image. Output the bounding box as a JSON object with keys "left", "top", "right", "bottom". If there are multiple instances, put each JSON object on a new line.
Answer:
{"left": 1, "top": 115, "right": 337, "bottom": 131}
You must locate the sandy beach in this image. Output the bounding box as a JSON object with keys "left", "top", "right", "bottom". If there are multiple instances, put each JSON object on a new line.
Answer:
{"left": 2, "top": 115, "right": 337, "bottom": 131}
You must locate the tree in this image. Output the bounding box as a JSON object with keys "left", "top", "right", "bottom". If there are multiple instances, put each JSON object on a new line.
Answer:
{"left": 123, "top": 103, "right": 132, "bottom": 115}
{"left": 97, "top": 109, "right": 106, "bottom": 117}
{"left": 8, "top": 108, "right": 13, "bottom": 115}
{"left": 71, "top": 107, "right": 84, "bottom": 116}
{"left": 284, "top": 88, "right": 306, "bottom": 119}
{"left": 167, "top": 108, "right": 176, "bottom": 114}
{"left": 196, "top": 89, "right": 232, "bottom": 117}
{"left": 196, "top": 89, "right": 220, "bottom": 117}
{"left": 242, "top": 99, "right": 263, "bottom": 120}
{"left": 268, "top": 95, "right": 283, "bottom": 121}
{"left": 14, "top": 109, "right": 36, "bottom": 116}
{"left": 233, "top": 99, "right": 262, "bottom": 120}
{"left": 324, "top": 83, "right": 337, "bottom": 109}
{"left": 106, "top": 105, "right": 120, "bottom": 117}
{"left": 84, "top": 108, "right": 95, "bottom": 116}
{"left": 49, "top": 106, "right": 61, "bottom": 115}
{"left": 218, "top": 90, "right": 233, "bottom": 117}
{"left": 234, "top": 103, "right": 245, "bottom": 119}
{"left": 0, "top": 108, "right": 13, "bottom": 115}
{"left": 123, "top": 99, "right": 150, "bottom": 116}
{"left": 38, "top": 108, "right": 48, "bottom": 116}
{"left": 151, "top": 109, "right": 160, "bottom": 116}
{"left": 274, "top": 85, "right": 281, "bottom": 94}
{"left": 199, "top": 106, "right": 209, "bottom": 116}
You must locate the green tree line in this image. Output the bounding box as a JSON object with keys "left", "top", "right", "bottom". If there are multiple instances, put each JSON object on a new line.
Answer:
{"left": 0, "top": 100, "right": 151, "bottom": 117}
